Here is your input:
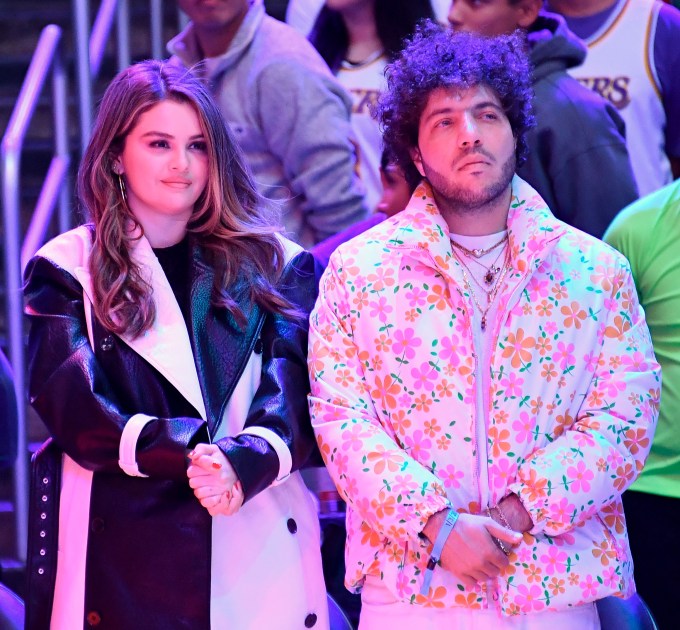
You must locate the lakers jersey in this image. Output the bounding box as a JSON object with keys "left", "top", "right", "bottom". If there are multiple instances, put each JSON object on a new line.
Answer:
{"left": 568, "top": 0, "right": 671, "bottom": 195}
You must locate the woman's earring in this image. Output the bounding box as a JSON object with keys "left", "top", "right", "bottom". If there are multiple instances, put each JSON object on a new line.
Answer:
{"left": 117, "top": 173, "right": 128, "bottom": 207}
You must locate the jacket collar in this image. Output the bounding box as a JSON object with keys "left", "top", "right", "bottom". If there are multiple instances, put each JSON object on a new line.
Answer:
{"left": 167, "top": 0, "right": 264, "bottom": 76}
{"left": 384, "top": 175, "right": 565, "bottom": 279}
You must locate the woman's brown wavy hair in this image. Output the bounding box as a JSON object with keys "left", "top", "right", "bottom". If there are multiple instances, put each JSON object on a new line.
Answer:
{"left": 78, "top": 60, "right": 297, "bottom": 338}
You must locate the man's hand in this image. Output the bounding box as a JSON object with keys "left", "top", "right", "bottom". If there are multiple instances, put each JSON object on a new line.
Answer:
{"left": 187, "top": 443, "right": 244, "bottom": 517}
{"left": 423, "top": 510, "right": 522, "bottom": 589}
{"left": 493, "top": 493, "right": 533, "bottom": 533}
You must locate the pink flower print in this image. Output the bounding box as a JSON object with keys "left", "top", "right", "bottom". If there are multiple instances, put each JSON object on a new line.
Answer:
{"left": 621, "top": 350, "right": 649, "bottom": 372}
{"left": 335, "top": 452, "right": 349, "bottom": 476}
{"left": 549, "top": 497, "right": 576, "bottom": 525}
{"left": 439, "top": 334, "right": 463, "bottom": 366}
{"left": 396, "top": 570, "right": 412, "bottom": 598}
{"left": 368, "top": 295, "right": 393, "bottom": 323}
{"left": 489, "top": 458, "right": 516, "bottom": 489}
{"left": 518, "top": 546, "right": 533, "bottom": 563}
{"left": 527, "top": 277, "right": 549, "bottom": 302}
{"left": 341, "top": 423, "right": 372, "bottom": 452}
{"left": 544, "top": 321, "right": 558, "bottom": 336}
{"left": 602, "top": 566, "right": 619, "bottom": 589}
{"left": 583, "top": 351, "right": 603, "bottom": 373}
{"left": 540, "top": 545, "right": 568, "bottom": 576}
{"left": 403, "top": 430, "right": 432, "bottom": 462}
{"left": 405, "top": 286, "right": 427, "bottom": 308}
{"left": 512, "top": 411, "right": 535, "bottom": 444}
{"left": 501, "top": 372, "right": 524, "bottom": 398}
{"left": 392, "top": 327, "right": 422, "bottom": 360}
{"left": 603, "top": 378, "right": 626, "bottom": 398}
{"left": 573, "top": 430, "right": 595, "bottom": 448}
{"left": 554, "top": 341, "right": 575, "bottom": 371}
{"left": 438, "top": 464, "right": 464, "bottom": 489}
{"left": 580, "top": 575, "right": 598, "bottom": 599}
{"left": 411, "top": 361, "right": 437, "bottom": 391}
{"left": 567, "top": 461, "right": 594, "bottom": 493}
{"left": 515, "top": 584, "right": 544, "bottom": 613}
{"left": 392, "top": 474, "right": 419, "bottom": 495}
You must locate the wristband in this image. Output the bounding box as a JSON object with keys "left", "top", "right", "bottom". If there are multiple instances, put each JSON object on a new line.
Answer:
{"left": 420, "top": 508, "right": 459, "bottom": 596}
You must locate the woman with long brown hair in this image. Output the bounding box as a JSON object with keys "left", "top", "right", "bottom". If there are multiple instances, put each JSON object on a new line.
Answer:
{"left": 24, "top": 59, "right": 327, "bottom": 629}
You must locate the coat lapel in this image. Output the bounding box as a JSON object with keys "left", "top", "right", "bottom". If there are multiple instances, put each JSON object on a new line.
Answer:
{"left": 188, "top": 251, "right": 264, "bottom": 434}
{"left": 74, "top": 234, "right": 207, "bottom": 422}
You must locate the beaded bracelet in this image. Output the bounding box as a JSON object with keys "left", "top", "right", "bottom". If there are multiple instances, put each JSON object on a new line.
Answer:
{"left": 420, "top": 508, "right": 459, "bottom": 596}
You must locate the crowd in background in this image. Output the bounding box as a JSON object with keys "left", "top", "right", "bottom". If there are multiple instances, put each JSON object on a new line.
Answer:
{"left": 4, "top": 1, "right": 679, "bottom": 629}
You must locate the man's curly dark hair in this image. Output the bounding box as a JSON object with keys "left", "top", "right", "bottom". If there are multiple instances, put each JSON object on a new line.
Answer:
{"left": 377, "top": 22, "right": 535, "bottom": 190}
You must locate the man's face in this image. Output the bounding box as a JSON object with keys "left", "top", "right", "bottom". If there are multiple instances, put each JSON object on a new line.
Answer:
{"left": 448, "top": 0, "right": 534, "bottom": 36}
{"left": 411, "top": 84, "right": 516, "bottom": 212}
{"left": 177, "top": 0, "right": 249, "bottom": 29}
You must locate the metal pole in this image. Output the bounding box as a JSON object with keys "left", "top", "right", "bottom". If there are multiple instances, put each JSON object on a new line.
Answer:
{"left": 73, "top": 0, "right": 92, "bottom": 156}
{"left": 52, "top": 46, "right": 72, "bottom": 234}
{"left": 1, "top": 23, "right": 63, "bottom": 564}
{"left": 116, "top": 0, "right": 131, "bottom": 72}
{"left": 150, "top": 0, "right": 164, "bottom": 59}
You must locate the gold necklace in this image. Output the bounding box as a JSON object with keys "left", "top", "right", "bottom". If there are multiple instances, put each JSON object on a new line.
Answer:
{"left": 458, "top": 242, "right": 508, "bottom": 286}
{"left": 455, "top": 248, "right": 510, "bottom": 331}
{"left": 450, "top": 233, "right": 508, "bottom": 259}
{"left": 454, "top": 243, "right": 507, "bottom": 299}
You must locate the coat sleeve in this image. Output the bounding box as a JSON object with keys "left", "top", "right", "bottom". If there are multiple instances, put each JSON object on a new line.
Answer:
{"left": 256, "top": 60, "right": 368, "bottom": 243}
{"left": 24, "top": 256, "right": 208, "bottom": 480}
{"left": 215, "top": 251, "right": 323, "bottom": 502}
{"left": 508, "top": 257, "right": 661, "bottom": 536}
{"left": 308, "top": 250, "right": 451, "bottom": 551}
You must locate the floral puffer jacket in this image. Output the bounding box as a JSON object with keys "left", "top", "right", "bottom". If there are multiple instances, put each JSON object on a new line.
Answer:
{"left": 308, "top": 177, "right": 660, "bottom": 615}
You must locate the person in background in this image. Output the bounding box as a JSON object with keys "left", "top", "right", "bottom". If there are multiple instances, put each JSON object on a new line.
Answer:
{"left": 447, "top": 0, "right": 638, "bottom": 238}
{"left": 168, "top": 0, "right": 367, "bottom": 248}
{"left": 308, "top": 0, "right": 435, "bottom": 212}
{"left": 309, "top": 23, "right": 659, "bottom": 628}
{"left": 287, "top": 0, "right": 450, "bottom": 34}
{"left": 311, "top": 149, "right": 414, "bottom": 268}
{"left": 23, "top": 60, "right": 327, "bottom": 630}
{"left": 603, "top": 179, "right": 680, "bottom": 629}
{"left": 546, "top": 0, "right": 680, "bottom": 196}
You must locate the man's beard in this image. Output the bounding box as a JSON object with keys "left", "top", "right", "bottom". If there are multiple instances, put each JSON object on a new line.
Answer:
{"left": 422, "top": 149, "right": 516, "bottom": 216}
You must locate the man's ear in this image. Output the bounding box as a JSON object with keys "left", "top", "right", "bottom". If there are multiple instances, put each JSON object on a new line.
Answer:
{"left": 516, "top": 0, "right": 542, "bottom": 29}
{"left": 410, "top": 147, "right": 426, "bottom": 178}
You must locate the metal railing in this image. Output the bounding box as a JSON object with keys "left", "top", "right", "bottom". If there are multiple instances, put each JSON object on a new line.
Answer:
{"left": 2, "top": 0, "right": 167, "bottom": 562}
{"left": 1, "top": 24, "right": 69, "bottom": 562}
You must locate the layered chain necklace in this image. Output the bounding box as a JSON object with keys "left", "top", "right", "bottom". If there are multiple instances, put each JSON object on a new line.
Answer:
{"left": 450, "top": 233, "right": 508, "bottom": 286}
{"left": 451, "top": 237, "right": 510, "bottom": 332}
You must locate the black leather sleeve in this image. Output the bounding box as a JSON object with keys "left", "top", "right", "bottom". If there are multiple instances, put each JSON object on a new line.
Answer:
{"left": 24, "top": 256, "right": 207, "bottom": 480}
{"left": 215, "top": 251, "right": 322, "bottom": 501}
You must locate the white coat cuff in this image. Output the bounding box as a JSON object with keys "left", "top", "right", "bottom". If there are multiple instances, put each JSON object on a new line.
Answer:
{"left": 237, "top": 426, "right": 292, "bottom": 485}
{"left": 119, "top": 413, "right": 156, "bottom": 477}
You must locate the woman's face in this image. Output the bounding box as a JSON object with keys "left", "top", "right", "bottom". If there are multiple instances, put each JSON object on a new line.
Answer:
{"left": 115, "top": 100, "right": 209, "bottom": 243}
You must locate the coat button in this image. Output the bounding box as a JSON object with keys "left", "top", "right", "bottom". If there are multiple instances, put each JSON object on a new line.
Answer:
{"left": 287, "top": 518, "right": 297, "bottom": 534}
{"left": 254, "top": 339, "right": 264, "bottom": 354}
{"left": 86, "top": 611, "right": 101, "bottom": 626}
{"left": 91, "top": 517, "right": 105, "bottom": 533}
{"left": 304, "top": 613, "right": 317, "bottom": 627}
{"left": 100, "top": 335, "right": 114, "bottom": 351}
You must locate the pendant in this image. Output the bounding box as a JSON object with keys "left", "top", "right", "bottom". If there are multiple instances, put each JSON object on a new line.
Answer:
{"left": 484, "top": 270, "right": 495, "bottom": 285}
{"left": 481, "top": 316, "right": 487, "bottom": 331}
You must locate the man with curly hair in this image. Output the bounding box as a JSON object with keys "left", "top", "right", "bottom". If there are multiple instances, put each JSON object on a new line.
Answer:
{"left": 308, "top": 23, "right": 659, "bottom": 628}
